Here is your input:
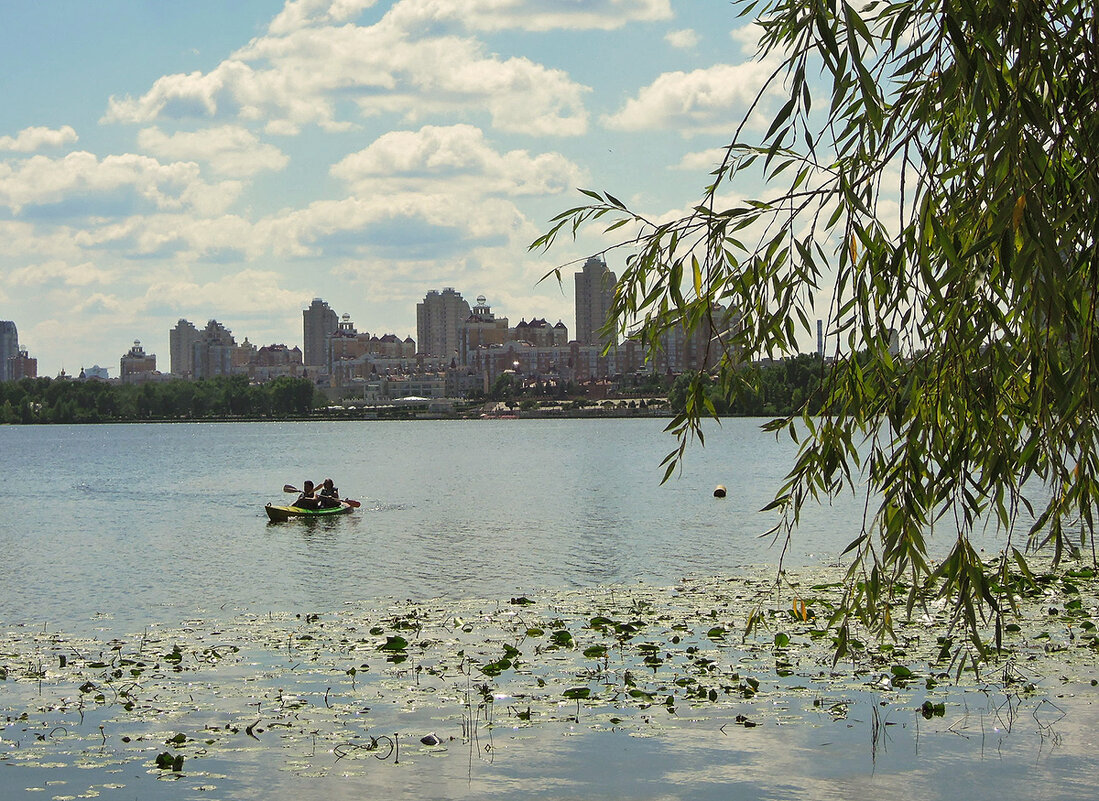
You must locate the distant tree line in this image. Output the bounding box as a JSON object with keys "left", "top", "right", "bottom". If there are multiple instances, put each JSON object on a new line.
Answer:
{"left": 0, "top": 375, "right": 318, "bottom": 424}
{"left": 0, "top": 358, "right": 827, "bottom": 423}
{"left": 669, "top": 354, "right": 827, "bottom": 417}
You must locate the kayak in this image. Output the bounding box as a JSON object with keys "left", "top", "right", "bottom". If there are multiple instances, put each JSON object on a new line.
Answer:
{"left": 265, "top": 502, "right": 354, "bottom": 522}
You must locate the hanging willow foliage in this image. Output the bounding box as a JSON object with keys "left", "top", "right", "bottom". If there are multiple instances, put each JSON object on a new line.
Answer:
{"left": 532, "top": 0, "right": 1099, "bottom": 659}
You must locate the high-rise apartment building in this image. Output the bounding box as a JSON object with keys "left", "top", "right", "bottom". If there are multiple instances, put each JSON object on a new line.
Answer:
{"left": 170, "top": 319, "right": 201, "bottom": 377}
{"left": 417, "top": 288, "right": 471, "bottom": 359}
{"left": 574, "top": 256, "right": 618, "bottom": 348}
{"left": 192, "top": 320, "right": 236, "bottom": 379}
{"left": 303, "top": 298, "right": 339, "bottom": 369}
{"left": 654, "top": 304, "right": 740, "bottom": 374}
{"left": 1, "top": 321, "right": 18, "bottom": 382}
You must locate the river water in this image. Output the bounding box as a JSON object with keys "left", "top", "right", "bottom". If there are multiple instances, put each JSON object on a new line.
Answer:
{"left": 1, "top": 419, "right": 1095, "bottom": 800}
{"left": 0, "top": 418, "right": 871, "bottom": 631}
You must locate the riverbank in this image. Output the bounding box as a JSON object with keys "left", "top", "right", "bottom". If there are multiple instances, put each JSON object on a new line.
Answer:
{"left": 0, "top": 402, "right": 677, "bottom": 424}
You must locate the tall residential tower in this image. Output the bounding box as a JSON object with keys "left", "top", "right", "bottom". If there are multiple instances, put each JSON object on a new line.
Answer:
{"left": 170, "top": 319, "right": 201, "bottom": 377}
{"left": 574, "top": 256, "right": 618, "bottom": 348}
{"left": 417, "top": 288, "right": 471, "bottom": 359}
{"left": 303, "top": 298, "right": 339, "bottom": 370}
{"left": 192, "top": 320, "right": 236, "bottom": 379}
{"left": 0, "top": 321, "right": 17, "bottom": 382}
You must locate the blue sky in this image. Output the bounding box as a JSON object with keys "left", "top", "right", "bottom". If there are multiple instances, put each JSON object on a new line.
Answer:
{"left": 1, "top": 0, "right": 783, "bottom": 376}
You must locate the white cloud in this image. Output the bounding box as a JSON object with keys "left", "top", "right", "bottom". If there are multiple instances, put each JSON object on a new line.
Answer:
{"left": 0, "top": 151, "right": 242, "bottom": 216}
{"left": 59, "top": 212, "right": 259, "bottom": 263}
{"left": 383, "top": 0, "right": 673, "bottom": 33}
{"left": 241, "top": 22, "right": 591, "bottom": 136}
{"left": 602, "top": 23, "right": 786, "bottom": 135}
{"left": 255, "top": 192, "right": 534, "bottom": 258}
{"left": 0, "top": 220, "right": 83, "bottom": 262}
{"left": 7, "top": 260, "right": 116, "bottom": 287}
{"left": 673, "top": 147, "right": 728, "bottom": 171}
{"left": 137, "top": 126, "right": 289, "bottom": 177}
{"left": 171, "top": 214, "right": 261, "bottom": 258}
{"left": 603, "top": 61, "right": 777, "bottom": 134}
{"left": 142, "top": 268, "right": 308, "bottom": 315}
{"left": 729, "top": 20, "right": 766, "bottom": 53}
{"left": 106, "top": 61, "right": 291, "bottom": 127}
{"left": 331, "top": 124, "right": 587, "bottom": 196}
{"left": 104, "top": 60, "right": 355, "bottom": 135}
{"left": 268, "top": 0, "right": 672, "bottom": 35}
{"left": 68, "top": 216, "right": 198, "bottom": 259}
{"left": 73, "top": 292, "right": 130, "bottom": 316}
{"left": 5, "top": 124, "right": 559, "bottom": 265}
{"left": 104, "top": 7, "right": 591, "bottom": 136}
{"left": 106, "top": 68, "right": 221, "bottom": 122}
{"left": 0, "top": 125, "right": 78, "bottom": 152}
{"left": 70, "top": 218, "right": 149, "bottom": 249}
{"left": 665, "top": 28, "right": 698, "bottom": 49}
{"left": 330, "top": 255, "right": 471, "bottom": 310}
{"left": 268, "top": 0, "right": 379, "bottom": 35}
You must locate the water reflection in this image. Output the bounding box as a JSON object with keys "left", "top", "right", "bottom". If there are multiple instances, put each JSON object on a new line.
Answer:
{"left": 0, "top": 419, "right": 1085, "bottom": 799}
{"left": 7, "top": 689, "right": 1091, "bottom": 801}
{"left": 2, "top": 419, "right": 857, "bottom": 630}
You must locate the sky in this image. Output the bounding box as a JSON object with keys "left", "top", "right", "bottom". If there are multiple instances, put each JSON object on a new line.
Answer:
{"left": 0, "top": 0, "right": 787, "bottom": 377}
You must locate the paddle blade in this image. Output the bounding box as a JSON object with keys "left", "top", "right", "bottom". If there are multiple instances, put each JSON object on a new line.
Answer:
{"left": 283, "top": 484, "right": 298, "bottom": 493}
{"left": 344, "top": 499, "right": 361, "bottom": 508}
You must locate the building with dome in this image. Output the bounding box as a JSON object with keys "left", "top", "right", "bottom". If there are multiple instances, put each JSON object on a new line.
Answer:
{"left": 458, "top": 295, "right": 510, "bottom": 364}
{"left": 119, "top": 340, "right": 158, "bottom": 383}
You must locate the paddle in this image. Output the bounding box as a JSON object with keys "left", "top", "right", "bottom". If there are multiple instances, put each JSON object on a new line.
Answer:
{"left": 282, "top": 484, "right": 361, "bottom": 508}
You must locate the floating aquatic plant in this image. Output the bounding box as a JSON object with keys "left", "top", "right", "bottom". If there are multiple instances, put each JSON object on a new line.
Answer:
{"left": 1, "top": 564, "right": 1096, "bottom": 797}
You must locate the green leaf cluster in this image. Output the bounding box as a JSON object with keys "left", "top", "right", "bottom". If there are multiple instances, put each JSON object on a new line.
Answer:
{"left": 534, "top": 0, "right": 1099, "bottom": 657}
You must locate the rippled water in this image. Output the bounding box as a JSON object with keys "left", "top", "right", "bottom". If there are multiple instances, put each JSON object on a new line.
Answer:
{"left": 1, "top": 418, "right": 870, "bottom": 632}
{"left": 1, "top": 419, "right": 1091, "bottom": 801}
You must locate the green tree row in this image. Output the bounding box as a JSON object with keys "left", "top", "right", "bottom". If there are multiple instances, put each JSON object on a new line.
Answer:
{"left": 0, "top": 375, "right": 319, "bottom": 424}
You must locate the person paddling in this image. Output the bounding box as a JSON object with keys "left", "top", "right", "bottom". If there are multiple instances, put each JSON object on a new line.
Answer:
{"left": 318, "top": 478, "right": 339, "bottom": 500}
{"left": 292, "top": 480, "right": 323, "bottom": 510}
{"left": 309, "top": 477, "right": 341, "bottom": 508}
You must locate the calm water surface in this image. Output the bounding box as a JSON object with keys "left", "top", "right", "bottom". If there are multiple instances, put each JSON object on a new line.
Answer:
{"left": 1, "top": 418, "right": 868, "bottom": 631}
{"left": 0, "top": 419, "right": 1091, "bottom": 801}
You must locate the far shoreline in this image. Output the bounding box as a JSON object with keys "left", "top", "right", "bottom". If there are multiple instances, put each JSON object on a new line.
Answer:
{"left": 0, "top": 406, "right": 682, "bottom": 425}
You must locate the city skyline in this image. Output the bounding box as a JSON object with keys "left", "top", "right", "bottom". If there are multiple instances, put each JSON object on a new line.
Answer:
{"left": 1, "top": 1, "right": 794, "bottom": 376}
{"left": 0, "top": 275, "right": 584, "bottom": 380}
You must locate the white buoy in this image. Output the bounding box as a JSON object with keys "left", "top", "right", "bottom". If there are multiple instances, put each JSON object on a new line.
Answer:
{"left": 713, "top": 485, "right": 726, "bottom": 498}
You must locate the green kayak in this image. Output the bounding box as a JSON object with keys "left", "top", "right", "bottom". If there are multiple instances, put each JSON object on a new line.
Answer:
{"left": 265, "top": 502, "right": 353, "bottom": 522}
